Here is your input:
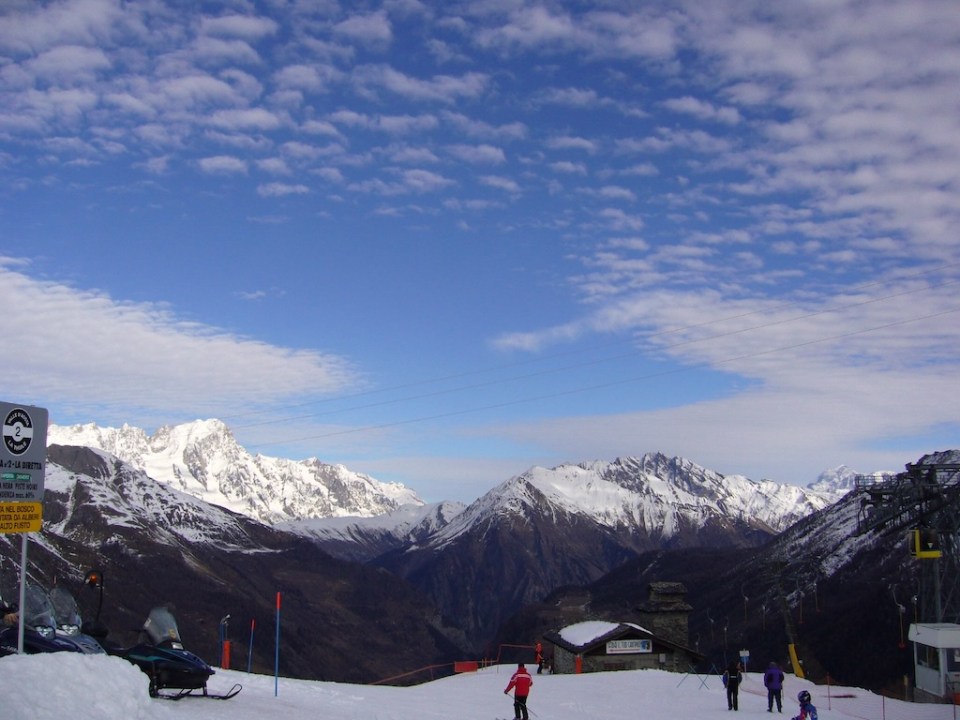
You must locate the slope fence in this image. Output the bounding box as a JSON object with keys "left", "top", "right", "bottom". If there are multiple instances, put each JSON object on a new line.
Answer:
{"left": 372, "top": 644, "right": 535, "bottom": 686}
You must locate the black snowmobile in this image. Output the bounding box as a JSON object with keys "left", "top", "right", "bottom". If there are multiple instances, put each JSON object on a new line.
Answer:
{"left": 48, "top": 584, "right": 108, "bottom": 654}
{"left": 80, "top": 570, "right": 240, "bottom": 700}
{"left": 0, "top": 584, "right": 86, "bottom": 656}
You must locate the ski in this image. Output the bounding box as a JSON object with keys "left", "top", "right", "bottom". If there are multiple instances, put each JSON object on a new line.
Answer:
{"left": 157, "top": 683, "right": 242, "bottom": 701}
{"left": 207, "top": 683, "right": 243, "bottom": 700}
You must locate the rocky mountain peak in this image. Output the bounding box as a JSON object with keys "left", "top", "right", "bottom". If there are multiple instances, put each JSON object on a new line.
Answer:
{"left": 47, "top": 419, "right": 422, "bottom": 524}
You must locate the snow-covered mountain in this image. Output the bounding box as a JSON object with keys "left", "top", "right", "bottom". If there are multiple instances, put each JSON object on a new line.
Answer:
{"left": 518, "top": 449, "right": 960, "bottom": 692}
{"left": 425, "top": 453, "right": 839, "bottom": 551}
{"left": 374, "top": 452, "right": 844, "bottom": 648}
{"left": 47, "top": 419, "right": 848, "bottom": 567}
{"left": 807, "top": 463, "right": 893, "bottom": 494}
{"left": 47, "top": 420, "right": 422, "bottom": 525}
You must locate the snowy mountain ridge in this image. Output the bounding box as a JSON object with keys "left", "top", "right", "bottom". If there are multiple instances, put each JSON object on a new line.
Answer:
{"left": 47, "top": 419, "right": 422, "bottom": 525}
{"left": 426, "top": 453, "right": 843, "bottom": 550}
{"left": 48, "top": 419, "right": 851, "bottom": 549}
{"left": 43, "top": 444, "right": 272, "bottom": 550}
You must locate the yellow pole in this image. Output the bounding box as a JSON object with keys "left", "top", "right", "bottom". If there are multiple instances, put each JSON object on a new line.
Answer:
{"left": 788, "top": 643, "right": 805, "bottom": 679}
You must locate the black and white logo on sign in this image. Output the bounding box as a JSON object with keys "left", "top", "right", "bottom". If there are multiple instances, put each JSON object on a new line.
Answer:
{"left": 3, "top": 408, "right": 34, "bottom": 456}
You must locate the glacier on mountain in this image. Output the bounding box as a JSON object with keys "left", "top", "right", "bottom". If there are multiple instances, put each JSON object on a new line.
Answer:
{"left": 47, "top": 419, "right": 422, "bottom": 524}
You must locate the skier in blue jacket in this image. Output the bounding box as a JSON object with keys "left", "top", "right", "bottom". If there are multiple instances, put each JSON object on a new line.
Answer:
{"left": 791, "top": 690, "right": 818, "bottom": 720}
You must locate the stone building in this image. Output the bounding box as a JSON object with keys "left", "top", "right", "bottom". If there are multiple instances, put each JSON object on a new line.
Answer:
{"left": 636, "top": 581, "right": 693, "bottom": 648}
{"left": 543, "top": 582, "right": 701, "bottom": 674}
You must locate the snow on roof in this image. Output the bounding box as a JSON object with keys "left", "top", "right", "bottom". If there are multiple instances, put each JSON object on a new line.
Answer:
{"left": 557, "top": 621, "right": 651, "bottom": 647}
{"left": 559, "top": 621, "right": 620, "bottom": 646}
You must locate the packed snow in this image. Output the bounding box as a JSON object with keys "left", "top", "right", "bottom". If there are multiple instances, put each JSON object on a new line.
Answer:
{"left": 1, "top": 652, "right": 955, "bottom": 720}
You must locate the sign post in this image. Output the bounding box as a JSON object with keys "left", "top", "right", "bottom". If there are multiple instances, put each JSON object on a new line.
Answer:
{"left": 0, "top": 402, "right": 48, "bottom": 654}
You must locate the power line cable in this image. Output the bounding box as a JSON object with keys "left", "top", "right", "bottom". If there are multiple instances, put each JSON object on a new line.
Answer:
{"left": 248, "top": 304, "right": 960, "bottom": 449}
{"left": 233, "top": 276, "right": 960, "bottom": 430}
{"left": 221, "top": 260, "right": 960, "bottom": 425}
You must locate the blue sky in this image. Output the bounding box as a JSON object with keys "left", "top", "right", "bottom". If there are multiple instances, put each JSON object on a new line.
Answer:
{"left": 2, "top": 0, "right": 959, "bottom": 503}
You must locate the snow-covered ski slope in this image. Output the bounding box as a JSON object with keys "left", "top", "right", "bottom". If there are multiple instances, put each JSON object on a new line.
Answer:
{"left": 1, "top": 653, "right": 953, "bottom": 720}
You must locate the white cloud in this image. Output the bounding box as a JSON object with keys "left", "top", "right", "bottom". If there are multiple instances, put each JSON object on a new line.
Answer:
{"left": 191, "top": 36, "right": 261, "bottom": 65}
{"left": 537, "top": 87, "right": 599, "bottom": 107}
{"left": 257, "top": 157, "right": 291, "bottom": 175}
{"left": 353, "top": 65, "right": 489, "bottom": 103}
{"left": 198, "top": 155, "right": 247, "bottom": 174}
{"left": 545, "top": 135, "right": 598, "bottom": 153}
{"left": 385, "top": 144, "right": 440, "bottom": 164}
{"left": 446, "top": 144, "right": 505, "bottom": 164}
{"left": 441, "top": 112, "right": 527, "bottom": 141}
{"left": 661, "top": 96, "right": 741, "bottom": 124}
{"left": 474, "top": 5, "right": 578, "bottom": 50}
{"left": 580, "top": 185, "right": 636, "bottom": 202}
{"left": 200, "top": 14, "right": 279, "bottom": 40}
{"left": 377, "top": 114, "right": 440, "bottom": 134}
{"left": 479, "top": 175, "right": 521, "bottom": 193}
{"left": 550, "top": 161, "right": 586, "bottom": 174}
{"left": 257, "top": 182, "right": 309, "bottom": 197}
{"left": 26, "top": 45, "right": 111, "bottom": 83}
{"left": 0, "top": 0, "right": 124, "bottom": 55}
{"left": 208, "top": 108, "right": 284, "bottom": 131}
{"left": 274, "top": 63, "right": 341, "bottom": 92}
{"left": 156, "top": 74, "right": 242, "bottom": 109}
{"left": 400, "top": 168, "right": 455, "bottom": 193}
{"left": 0, "top": 260, "right": 360, "bottom": 418}
{"left": 333, "top": 11, "right": 392, "bottom": 45}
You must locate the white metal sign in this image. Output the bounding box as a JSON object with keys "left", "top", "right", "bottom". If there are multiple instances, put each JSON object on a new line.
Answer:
{"left": 0, "top": 402, "right": 48, "bottom": 533}
{"left": 606, "top": 638, "right": 652, "bottom": 654}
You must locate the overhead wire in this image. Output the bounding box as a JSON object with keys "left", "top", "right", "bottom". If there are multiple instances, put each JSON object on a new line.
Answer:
{"left": 222, "top": 260, "right": 960, "bottom": 428}
{"left": 248, "top": 303, "right": 960, "bottom": 449}
{"left": 232, "top": 274, "right": 960, "bottom": 432}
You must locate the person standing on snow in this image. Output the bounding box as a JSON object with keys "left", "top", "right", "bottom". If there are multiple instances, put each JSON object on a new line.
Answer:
{"left": 764, "top": 660, "right": 785, "bottom": 712}
{"left": 504, "top": 662, "right": 534, "bottom": 720}
{"left": 723, "top": 659, "right": 743, "bottom": 711}
{"left": 534, "top": 641, "right": 544, "bottom": 674}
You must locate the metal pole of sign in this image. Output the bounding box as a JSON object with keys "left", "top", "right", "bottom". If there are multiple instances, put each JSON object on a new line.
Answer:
{"left": 17, "top": 533, "right": 27, "bottom": 654}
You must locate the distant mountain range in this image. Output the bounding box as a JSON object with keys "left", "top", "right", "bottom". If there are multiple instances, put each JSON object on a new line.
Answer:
{"left": 32, "top": 417, "right": 933, "bottom": 691}
{"left": 49, "top": 419, "right": 849, "bottom": 649}
{"left": 49, "top": 419, "right": 850, "bottom": 533}
{"left": 47, "top": 420, "right": 422, "bottom": 523}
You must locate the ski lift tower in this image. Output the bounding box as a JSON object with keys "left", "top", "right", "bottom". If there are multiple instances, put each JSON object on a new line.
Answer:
{"left": 856, "top": 459, "right": 960, "bottom": 700}
{"left": 857, "top": 461, "right": 960, "bottom": 623}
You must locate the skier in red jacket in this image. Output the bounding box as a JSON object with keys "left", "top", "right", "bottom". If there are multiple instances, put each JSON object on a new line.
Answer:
{"left": 504, "top": 662, "right": 534, "bottom": 720}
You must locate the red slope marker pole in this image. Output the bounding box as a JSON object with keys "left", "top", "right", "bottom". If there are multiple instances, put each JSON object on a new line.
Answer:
{"left": 274, "top": 592, "right": 281, "bottom": 697}
{"left": 248, "top": 618, "right": 255, "bottom": 674}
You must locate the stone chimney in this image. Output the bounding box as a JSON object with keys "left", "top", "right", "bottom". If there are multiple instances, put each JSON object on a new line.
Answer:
{"left": 636, "top": 581, "right": 692, "bottom": 648}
